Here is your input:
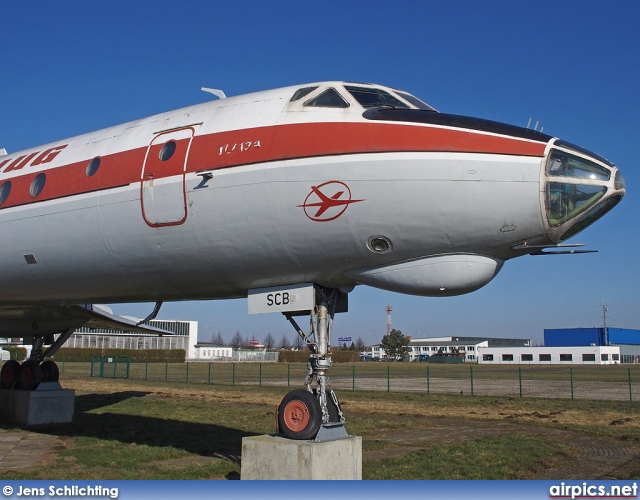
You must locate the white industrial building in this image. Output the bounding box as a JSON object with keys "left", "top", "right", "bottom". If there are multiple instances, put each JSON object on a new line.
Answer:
{"left": 372, "top": 336, "right": 531, "bottom": 362}
{"left": 477, "top": 345, "right": 621, "bottom": 365}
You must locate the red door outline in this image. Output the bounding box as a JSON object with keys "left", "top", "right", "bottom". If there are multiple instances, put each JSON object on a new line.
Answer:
{"left": 140, "top": 127, "right": 194, "bottom": 227}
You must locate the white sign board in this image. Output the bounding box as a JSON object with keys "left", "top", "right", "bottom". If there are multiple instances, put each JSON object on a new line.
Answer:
{"left": 248, "top": 283, "right": 315, "bottom": 314}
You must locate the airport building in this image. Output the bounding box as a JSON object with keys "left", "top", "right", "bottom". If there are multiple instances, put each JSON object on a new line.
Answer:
{"left": 58, "top": 320, "right": 278, "bottom": 362}
{"left": 544, "top": 328, "right": 640, "bottom": 363}
{"left": 371, "top": 336, "right": 532, "bottom": 362}
{"left": 68, "top": 319, "right": 199, "bottom": 358}
{"left": 477, "top": 345, "right": 621, "bottom": 365}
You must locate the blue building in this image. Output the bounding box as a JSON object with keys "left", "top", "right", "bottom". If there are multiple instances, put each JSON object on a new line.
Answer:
{"left": 544, "top": 328, "right": 640, "bottom": 347}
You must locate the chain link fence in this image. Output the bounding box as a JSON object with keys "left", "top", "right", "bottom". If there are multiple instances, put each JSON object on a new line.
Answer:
{"left": 56, "top": 360, "right": 640, "bottom": 402}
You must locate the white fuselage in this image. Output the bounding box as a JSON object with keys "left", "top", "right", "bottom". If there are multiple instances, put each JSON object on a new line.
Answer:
{"left": 0, "top": 82, "right": 624, "bottom": 309}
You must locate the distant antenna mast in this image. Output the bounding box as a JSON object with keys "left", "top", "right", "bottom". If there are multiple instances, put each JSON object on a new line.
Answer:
{"left": 602, "top": 301, "right": 610, "bottom": 346}
{"left": 385, "top": 305, "right": 393, "bottom": 335}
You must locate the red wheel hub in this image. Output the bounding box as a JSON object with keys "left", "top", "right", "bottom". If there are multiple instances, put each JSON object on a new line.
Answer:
{"left": 283, "top": 399, "right": 310, "bottom": 432}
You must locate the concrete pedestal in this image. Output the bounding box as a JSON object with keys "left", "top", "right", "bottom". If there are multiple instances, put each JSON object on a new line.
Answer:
{"left": 0, "top": 383, "right": 75, "bottom": 426}
{"left": 241, "top": 434, "right": 362, "bottom": 480}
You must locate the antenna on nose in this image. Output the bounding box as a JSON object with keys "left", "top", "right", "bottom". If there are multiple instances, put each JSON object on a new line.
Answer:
{"left": 526, "top": 118, "right": 543, "bottom": 133}
{"left": 202, "top": 87, "right": 226, "bottom": 99}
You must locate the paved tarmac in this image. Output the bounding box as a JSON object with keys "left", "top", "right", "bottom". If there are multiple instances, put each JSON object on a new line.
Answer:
{"left": 0, "top": 430, "right": 57, "bottom": 470}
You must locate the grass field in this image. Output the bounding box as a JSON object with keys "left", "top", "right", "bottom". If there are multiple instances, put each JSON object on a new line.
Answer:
{"left": 2, "top": 365, "right": 640, "bottom": 480}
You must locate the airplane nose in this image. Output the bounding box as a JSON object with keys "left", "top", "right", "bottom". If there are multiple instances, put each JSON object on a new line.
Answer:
{"left": 543, "top": 142, "right": 625, "bottom": 242}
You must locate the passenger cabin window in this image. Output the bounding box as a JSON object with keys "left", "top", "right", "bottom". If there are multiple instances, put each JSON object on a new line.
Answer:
{"left": 344, "top": 85, "right": 410, "bottom": 109}
{"left": 304, "top": 88, "right": 349, "bottom": 108}
{"left": 0, "top": 181, "right": 11, "bottom": 205}
{"left": 30, "top": 173, "right": 46, "bottom": 198}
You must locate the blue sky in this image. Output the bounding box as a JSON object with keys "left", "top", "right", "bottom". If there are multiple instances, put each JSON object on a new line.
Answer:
{"left": 1, "top": 1, "right": 638, "bottom": 345}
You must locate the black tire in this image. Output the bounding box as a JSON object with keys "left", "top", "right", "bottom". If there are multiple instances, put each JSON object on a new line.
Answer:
{"left": 1, "top": 360, "right": 21, "bottom": 389}
{"left": 19, "top": 360, "right": 43, "bottom": 390}
{"left": 278, "top": 389, "right": 322, "bottom": 440}
{"left": 41, "top": 360, "right": 60, "bottom": 382}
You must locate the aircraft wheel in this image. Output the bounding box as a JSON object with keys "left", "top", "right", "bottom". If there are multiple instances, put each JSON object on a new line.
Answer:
{"left": 41, "top": 360, "right": 60, "bottom": 382}
{"left": 1, "top": 360, "right": 21, "bottom": 389}
{"left": 278, "top": 389, "right": 321, "bottom": 440}
{"left": 19, "top": 360, "right": 43, "bottom": 390}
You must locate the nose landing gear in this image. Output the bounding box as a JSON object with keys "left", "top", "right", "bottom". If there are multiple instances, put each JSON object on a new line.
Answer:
{"left": 276, "top": 287, "right": 349, "bottom": 441}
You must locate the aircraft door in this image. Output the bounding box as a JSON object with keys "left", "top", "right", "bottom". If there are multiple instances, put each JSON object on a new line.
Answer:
{"left": 141, "top": 127, "right": 194, "bottom": 227}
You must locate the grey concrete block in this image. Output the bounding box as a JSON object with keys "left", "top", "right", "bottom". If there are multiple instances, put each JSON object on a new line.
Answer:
{"left": 0, "top": 386, "right": 75, "bottom": 426}
{"left": 241, "top": 434, "right": 362, "bottom": 480}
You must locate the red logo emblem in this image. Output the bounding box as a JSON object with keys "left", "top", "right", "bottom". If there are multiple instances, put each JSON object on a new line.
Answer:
{"left": 298, "top": 181, "right": 364, "bottom": 222}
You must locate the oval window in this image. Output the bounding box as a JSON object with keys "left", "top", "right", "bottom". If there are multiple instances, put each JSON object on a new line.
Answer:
{"left": 30, "top": 173, "right": 46, "bottom": 198}
{"left": 159, "top": 141, "right": 177, "bottom": 161}
{"left": 86, "top": 157, "right": 101, "bottom": 176}
{"left": 0, "top": 181, "right": 11, "bottom": 205}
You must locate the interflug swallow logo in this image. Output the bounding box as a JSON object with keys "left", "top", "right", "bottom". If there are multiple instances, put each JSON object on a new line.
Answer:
{"left": 298, "top": 181, "right": 364, "bottom": 222}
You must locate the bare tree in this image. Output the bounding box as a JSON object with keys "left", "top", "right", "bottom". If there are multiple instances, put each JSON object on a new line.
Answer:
{"left": 212, "top": 331, "right": 226, "bottom": 346}
{"left": 292, "top": 334, "right": 304, "bottom": 350}
{"left": 355, "top": 337, "right": 366, "bottom": 352}
{"left": 230, "top": 330, "right": 244, "bottom": 349}
{"left": 264, "top": 332, "right": 276, "bottom": 349}
{"left": 278, "top": 334, "right": 291, "bottom": 350}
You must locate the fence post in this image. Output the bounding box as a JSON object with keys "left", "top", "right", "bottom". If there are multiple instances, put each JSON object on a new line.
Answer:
{"left": 186, "top": 362, "right": 189, "bottom": 384}
{"left": 232, "top": 363, "right": 235, "bottom": 386}
{"left": 629, "top": 368, "right": 633, "bottom": 403}
{"left": 352, "top": 364, "right": 355, "bottom": 391}
{"left": 427, "top": 366, "right": 430, "bottom": 395}
{"left": 208, "top": 363, "right": 211, "bottom": 385}
{"left": 145, "top": 360, "right": 148, "bottom": 380}
{"left": 259, "top": 363, "right": 262, "bottom": 386}
{"left": 570, "top": 367, "right": 574, "bottom": 400}
{"left": 470, "top": 366, "right": 474, "bottom": 396}
{"left": 287, "top": 364, "right": 290, "bottom": 388}
{"left": 519, "top": 367, "right": 522, "bottom": 398}
{"left": 387, "top": 365, "right": 390, "bottom": 392}
{"left": 165, "top": 361, "right": 168, "bottom": 382}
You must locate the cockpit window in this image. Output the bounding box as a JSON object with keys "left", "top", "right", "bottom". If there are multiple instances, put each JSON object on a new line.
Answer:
{"left": 546, "top": 150, "right": 611, "bottom": 181}
{"left": 344, "top": 85, "right": 410, "bottom": 109}
{"left": 546, "top": 182, "right": 607, "bottom": 226}
{"left": 290, "top": 86, "right": 318, "bottom": 102}
{"left": 395, "top": 91, "right": 437, "bottom": 111}
{"left": 304, "top": 88, "right": 349, "bottom": 108}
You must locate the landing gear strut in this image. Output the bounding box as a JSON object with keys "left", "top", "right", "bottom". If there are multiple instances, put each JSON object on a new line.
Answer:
{"left": 0, "top": 328, "right": 74, "bottom": 390}
{"left": 277, "top": 287, "right": 348, "bottom": 441}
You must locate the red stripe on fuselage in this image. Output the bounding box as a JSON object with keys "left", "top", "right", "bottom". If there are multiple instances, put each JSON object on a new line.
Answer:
{"left": 0, "top": 121, "right": 546, "bottom": 210}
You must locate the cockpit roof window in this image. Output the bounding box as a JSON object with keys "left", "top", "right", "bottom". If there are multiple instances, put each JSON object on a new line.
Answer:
{"left": 290, "top": 86, "right": 318, "bottom": 102}
{"left": 304, "top": 88, "right": 349, "bottom": 108}
{"left": 395, "top": 90, "right": 437, "bottom": 111}
{"left": 344, "top": 85, "right": 410, "bottom": 109}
